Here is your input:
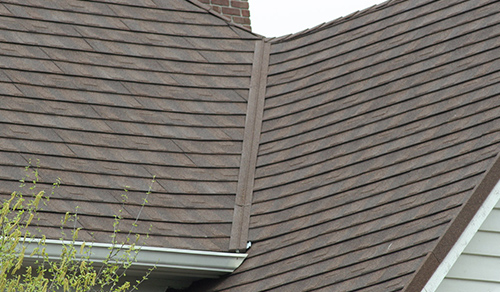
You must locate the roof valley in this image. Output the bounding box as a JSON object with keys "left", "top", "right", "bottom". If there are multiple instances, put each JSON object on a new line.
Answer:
{"left": 229, "top": 39, "right": 270, "bottom": 251}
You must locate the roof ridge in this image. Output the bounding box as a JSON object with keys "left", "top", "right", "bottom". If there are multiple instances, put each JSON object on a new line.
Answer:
{"left": 270, "top": 0, "right": 407, "bottom": 42}
{"left": 229, "top": 39, "right": 270, "bottom": 252}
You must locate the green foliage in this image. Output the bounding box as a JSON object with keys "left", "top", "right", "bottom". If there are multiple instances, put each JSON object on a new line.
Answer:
{"left": 0, "top": 162, "right": 155, "bottom": 291}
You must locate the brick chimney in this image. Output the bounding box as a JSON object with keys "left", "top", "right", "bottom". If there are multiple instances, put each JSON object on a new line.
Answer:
{"left": 198, "top": 0, "right": 251, "bottom": 30}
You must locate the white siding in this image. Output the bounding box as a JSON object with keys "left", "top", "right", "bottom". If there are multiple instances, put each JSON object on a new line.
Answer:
{"left": 435, "top": 200, "right": 500, "bottom": 292}
{"left": 436, "top": 278, "right": 500, "bottom": 292}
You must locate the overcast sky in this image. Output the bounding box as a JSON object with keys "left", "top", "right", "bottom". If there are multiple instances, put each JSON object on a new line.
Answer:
{"left": 250, "top": 0, "right": 387, "bottom": 37}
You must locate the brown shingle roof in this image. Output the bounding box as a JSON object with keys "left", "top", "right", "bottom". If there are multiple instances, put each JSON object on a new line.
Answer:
{"left": 1, "top": 0, "right": 500, "bottom": 291}
{"left": 188, "top": 0, "right": 500, "bottom": 290}
{"left": 0, "top": 0, "right": 259, "bottom": 251}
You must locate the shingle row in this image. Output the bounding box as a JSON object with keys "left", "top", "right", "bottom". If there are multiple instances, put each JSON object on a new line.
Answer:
{"left": 0, "top": 0, "right": 258, "bottom": 251}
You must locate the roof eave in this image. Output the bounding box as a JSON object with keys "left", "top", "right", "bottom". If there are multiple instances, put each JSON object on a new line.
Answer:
{"left": 422, "top": 175, "right": 500, "bottom": 291}
{"left": 405, "top": 152, "right": 500, "bottom": 292}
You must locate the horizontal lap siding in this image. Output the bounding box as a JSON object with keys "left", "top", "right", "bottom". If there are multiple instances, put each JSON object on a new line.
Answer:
{"left": 436, "top": 200, "right": 500, "bottom": 291}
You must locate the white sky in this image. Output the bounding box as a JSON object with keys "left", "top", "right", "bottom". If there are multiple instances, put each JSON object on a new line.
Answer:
{"left": 250, "top": 0, "right": 387, "bottom": 37}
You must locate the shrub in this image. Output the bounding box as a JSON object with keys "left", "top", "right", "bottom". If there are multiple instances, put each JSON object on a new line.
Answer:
{"left": 0, "top": 163, "right": 154, "bottom": 291}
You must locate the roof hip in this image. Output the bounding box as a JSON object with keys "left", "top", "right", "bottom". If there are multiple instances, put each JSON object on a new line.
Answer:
{"left": 229, "top": 39, "right": 270, "bottom": 251}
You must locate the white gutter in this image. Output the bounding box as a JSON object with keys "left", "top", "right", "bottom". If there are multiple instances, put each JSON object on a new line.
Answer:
{"left": 22, "top": 239, "right": 247, "bottom": 288}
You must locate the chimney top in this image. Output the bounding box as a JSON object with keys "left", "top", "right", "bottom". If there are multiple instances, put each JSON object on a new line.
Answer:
{"left": 198, "top": 0, "right": 251, "bottom": 30}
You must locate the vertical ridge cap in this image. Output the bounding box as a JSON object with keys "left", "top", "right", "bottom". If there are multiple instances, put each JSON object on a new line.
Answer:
{"left": 229, "top": 39, "right": 270, "bottom": 252}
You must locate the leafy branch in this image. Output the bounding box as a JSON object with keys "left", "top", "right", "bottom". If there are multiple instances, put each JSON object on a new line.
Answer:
{"left": 0, "top": 162, "right": 156, "bottom": 291}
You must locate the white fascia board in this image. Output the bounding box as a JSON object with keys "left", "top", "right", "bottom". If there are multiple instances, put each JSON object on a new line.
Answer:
{"left": 22, "top": 239, "right": 247, "bottom": 279}
{"left": 422, "top": 178, "right": 500, "bottom": 292}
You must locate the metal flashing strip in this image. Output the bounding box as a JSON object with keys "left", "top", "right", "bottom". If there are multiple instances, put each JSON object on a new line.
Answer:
{"left": 23, "top": 238, "right": 247, "bottom": 280}
{"left": 230, "top": 39, "right": 270, "bottom": 251}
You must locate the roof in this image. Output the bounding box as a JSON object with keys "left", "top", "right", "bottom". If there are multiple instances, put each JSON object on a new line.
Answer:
{"left": 1, "top": 0, "right": 500, "bottom": 291}
{"left": 0, "top": 0, "right": 259, "bottom": 252}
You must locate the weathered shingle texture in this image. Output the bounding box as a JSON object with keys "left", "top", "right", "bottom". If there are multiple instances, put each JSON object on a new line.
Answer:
{"left": 0, "top": 0, "right": 259, "bottom": 251}
{"left": 1, "top": 0, "right": 500, "bottom": 291}
{"left": 189, "top": 0, "right": 500, "bottom": 291}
